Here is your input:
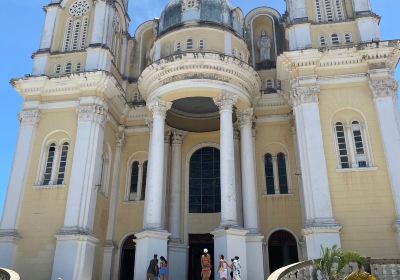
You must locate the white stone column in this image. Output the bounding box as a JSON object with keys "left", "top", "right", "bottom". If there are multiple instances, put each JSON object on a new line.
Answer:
{"left": 237, "top": 108, "right": 265, "bottom": 280}
{"left": 134, "top": 99, "right": 171, "bottom": 280}
{"left": 233, "top": 128, "right": 244, "bottom": 228}
{"left": 286, "top": 0, "right": 308, "bottom": 21}
{"left": 168, "top": 129, "right": 188, "bottom": 280}
{"left": 290, "top": 81, "right": 341, "bottom": 260}
{"left": 51, "top": 97, "right": 107, "bottom": 280}
{"left": 369, "top": 70, "right": 400, "bottom": 249}
{"left": 101, "top": 126, "right": 125, "bottom": 280}
{"left": 0, "top": 108, "right": 40, "bottom": 269}
{"left": 162, "top": 131, "right": 171, "bottom": 230}
{"left": 39, "top": 4, "right": 58, "bottom": 50}
{"left": 214, "top": 93, "right": 238, "bottom": 227}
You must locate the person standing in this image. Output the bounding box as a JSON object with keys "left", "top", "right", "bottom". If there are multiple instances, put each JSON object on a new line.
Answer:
{"left": 232, "top": 256, "right": 241, "bottom": 280}
{"left": 159, "top": 256, "right": 168, "bottom": 280}
{"left": 201, "top": 248, "right": 212, "bottom": 280}
{"left": 147, "top": 254, "right": 159, "bottom": 280}
{"left": 218, "top": 255, "right": 228, "bottom": 280}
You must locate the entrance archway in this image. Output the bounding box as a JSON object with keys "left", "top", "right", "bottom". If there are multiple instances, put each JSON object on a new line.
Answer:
{"left": 268, "top": 230, "right": 299, "bottom": 273}
{"left": 189, "top": 234, "right": 214, "bottom": 280}
{"left": 119, "top": 235, "right": 136, "bottom": 280}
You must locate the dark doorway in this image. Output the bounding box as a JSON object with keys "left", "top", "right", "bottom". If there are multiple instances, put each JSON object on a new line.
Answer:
{"left": 189, "top": 234, "right": 214, "bottom": 280}
{"left": 268, "top": 230, "right": 299, "bottom": 273}
{"left": 119, "top": 235, "right": 136, "bottom": 280}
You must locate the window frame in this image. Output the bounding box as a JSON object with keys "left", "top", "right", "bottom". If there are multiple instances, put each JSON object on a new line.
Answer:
{"left": 125, "top": 159, "right": 148, "bottom": 201}
{"left": 263, "top": 150, "right": 292, "bottom": 196}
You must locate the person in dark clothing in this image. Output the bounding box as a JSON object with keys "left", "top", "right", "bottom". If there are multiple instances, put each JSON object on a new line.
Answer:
{"left": 147, "top": 254, "right": 159, "bottom": 280}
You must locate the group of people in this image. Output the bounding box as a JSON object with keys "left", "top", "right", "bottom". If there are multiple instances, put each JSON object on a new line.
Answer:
{"left": 147, "top": 254, "right": 168, "bottom": 280}
{"left": 201, "top": 249, "right": 242, "bottom": 280}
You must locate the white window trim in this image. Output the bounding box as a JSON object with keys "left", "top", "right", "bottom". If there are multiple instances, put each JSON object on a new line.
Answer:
{"left": 34, "top": 139, "right": 70, "bottom": 189}
{"left": 125, "top": 159, "right": 148, "bottom": 202}
{"left": 262, "top": 151, "right": 292, "bottom": 196}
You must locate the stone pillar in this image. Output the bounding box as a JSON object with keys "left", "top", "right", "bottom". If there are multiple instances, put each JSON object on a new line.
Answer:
{"left": 213, "top": 93, "right": 238, "bottom": 227}
{"left": 286, "top": 0, "right": 311, "bottom": 51}
{"left": 168, "top": 129, "right": 188, "bottom": 280}
{"left": 352, "top": 0, "right": 372, "bottom": 13}
{"left": 101, "top": 127, "right": 125, "bottom": 280}
{"left": 162, "top": 130, "right": 171, "bottom": 230}
{"left": 39, "top": 4, "right": 58, "bottom": 50}
{"left": 369, "top": 70, "right": 400, "bottom": 249}
{"left": 134, "top": 99, "right": 171, "bottom": 280}
{"left": 51, "top": 97, "right": 107, "bottom": 280}
{"left": 0, "top": 108, "right": 40, "bottom": 269}
{"left": 237, "top": 108, "right": 265, "bottom": 280}
{"left": 290, "top": 80, "right": 341, "bottom": 260}
{"left": 233, "top": 128, "right": 244, "bottom": 227}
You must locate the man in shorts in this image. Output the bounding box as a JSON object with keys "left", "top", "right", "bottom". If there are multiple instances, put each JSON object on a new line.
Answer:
{"left": 201, "top": 248, "right": 212, "bottom": 280}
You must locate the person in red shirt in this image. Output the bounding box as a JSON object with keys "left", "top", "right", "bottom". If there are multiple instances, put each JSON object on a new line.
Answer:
{"left": 201, "top": 248, "right": 212, "bottom": 280}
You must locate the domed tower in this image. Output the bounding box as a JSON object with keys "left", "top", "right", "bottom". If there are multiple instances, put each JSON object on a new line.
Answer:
{"left": 136, "top": 1, "right": 262, "bottom": 279}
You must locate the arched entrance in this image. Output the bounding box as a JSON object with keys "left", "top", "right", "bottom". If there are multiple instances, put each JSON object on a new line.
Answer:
{"left": 268, "top": 230, "right": 299, "bottom": 273}
{"left": 119, "top": 235, "right": 136, "bottom": 280}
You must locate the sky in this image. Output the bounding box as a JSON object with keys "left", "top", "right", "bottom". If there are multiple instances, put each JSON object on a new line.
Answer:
{"left": 0, "top": 0, "right": 399, "bottom": 217}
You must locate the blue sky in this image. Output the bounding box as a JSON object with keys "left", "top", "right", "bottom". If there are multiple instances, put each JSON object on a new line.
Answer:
{"left": 0, "top": 0, "right": 399, "bottom": 217}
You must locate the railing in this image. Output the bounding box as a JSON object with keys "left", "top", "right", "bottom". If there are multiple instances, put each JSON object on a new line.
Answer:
{"left": 267, "top": 259, "right": 400, "bottom": 280}
{"left": 0, "top": 268, "right": 19, "bottom": 280}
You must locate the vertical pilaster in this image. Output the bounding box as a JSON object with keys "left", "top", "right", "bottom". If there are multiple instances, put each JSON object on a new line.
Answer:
{"left": 369, "top": 70, "right": 400, "bottom": 249}
{"left": 134, "top": 98, "right": 171, "bottom": 280}
{"left": 233, "top": 128, "right": 243, "bottom": 227}
{"left": 51, "top": 97, "right": 107, "bottom": 280}
{"left": 0, "top": 108, "right": 40, "bottom": 269}
{"left": 162, "top": 130, "right": 171, "bottom": 230}
{"left": 290, "top": 80, "right": 341, "bottom": 259}
{"left": 39, "top": 5, "right": 58, "bottom": 50}
{"left": 101, "top": 126, "right": 125, "bottom": 280}
{"left": 286, "top": 0, "right": 311, "bottom": 50}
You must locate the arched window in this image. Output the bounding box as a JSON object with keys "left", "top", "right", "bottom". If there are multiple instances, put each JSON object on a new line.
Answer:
{"left": 71, "top": 20, "right": 82, "bottom": 51}
{"left": 63, "top": 0, "right": 90, "bottom": 52}
{"left": 266, "top": 80, "right": 274, "bottom": 89}
{"left": 129, "top": 161, "right": 139, "bottom": 197}
{"left": 189, "top": 147, "right": 221, "bottom": 213}
{"left": 176, "top": 42, "right": 181, "bottom": 52}
{"left": 80, "top": 16, "right": 89, "bottom": 50}
{"left": 186, "top": 39, "right": 193, "bottom": 50}
{"left": 315, "top": 0, "right": 323, "bottom": 22}
{"left": 331, "top": 33, "right": 339, "bottom": 45}
{"left": 119, "top": 235, "right": 136, "bottom": 280}
{"left": 65, "top": 62, "right": 72, "bottom": 74}
{"left": 264, "top": 153, "right": 275, "bottom": 195}
{"left": 54, "top": 64, "right": 62, "bottom": 74}
{"left": 141, "top": 160, "right": 148, "bottom": 200}
{"left": 334, "top": 0, "right": 345, "bottom": 21}
{"left": 43, "top": 144, "right": 56, "bottom": 185}
{"left": 344, "top": 33, "right": 352, "bottom": 43}
{"left": 63, "top": 18, "right": 73, "bottom": 52}
{"left": 56, "top": 142, "right": 69, "bottom": 185}
{"left": 76, "top": 63, "right": 82, "bottom": 72}
{"left": 324, "top": 0, "right": 334, "bottom": 21}
{"left": 320, "top": 36, "right": 326, "bottom": 47}
{"left": 268, "top": 230, "right": 299, "bottom": 273}
{"left": 335, "top": 122, "right": 350, "bottom": 168}
{"left": 315, "top": 0, "right": 345, "bottom": 22}
{"left": 199, "top": 39, "right": 204, "bottom": 49}
{"left": 351, "top": 121, "right": 367, "bottom": 167}
{"left": 277, "top": 153, "right": 288, "bottom": 194}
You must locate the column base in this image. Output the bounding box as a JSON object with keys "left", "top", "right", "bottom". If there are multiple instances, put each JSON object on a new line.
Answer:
{"left": 101, "top": 240, "right": 115, "bottom": 280}
{"left": 302, "top": 223, "right": 342, "bottom": 260}
{"left": 134, "top": 230, "right": 170, "bottom": 280}
{"left": 51, "top": 231, "right": 99, "bottom": 280}
{"left": 212, "top": 227, "right": 249, "bottom": 280}
{"left": 0, "top": 230, "right": 20, "bottom": 269}
{"left": 246, "top": 234, "right": 265, "bottom": 280}
{"left": 168, "top": 242, "right": 189, "bottom": 280}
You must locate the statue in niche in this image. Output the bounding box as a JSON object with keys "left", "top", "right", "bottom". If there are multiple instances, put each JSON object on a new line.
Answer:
{"left": 257, "top": 30, "right": 272, "bottom": 61}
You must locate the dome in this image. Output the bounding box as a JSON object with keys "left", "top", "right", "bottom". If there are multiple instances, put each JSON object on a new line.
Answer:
{"left": 158, "top": 0, "right": 244, "bottom": 37}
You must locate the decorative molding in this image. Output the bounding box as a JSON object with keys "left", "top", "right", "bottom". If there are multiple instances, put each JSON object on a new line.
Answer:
{"left": 147, "top": 99, "right": 172, "bottom": 119}
{"left": 33, "top": 184, "right": 66, "bottom": 190}
{"left": 289, "top": 85, "right": 320, "bottom": 107}
{"left": 369, "top": 77, "right": 398, "bottom": 99}
{"left": 78, "top": 103, "right": 108, "bottom": 126}
{"left": 302, "top": 224, "right": 342, "bottom": 235}
{"left": 181, "top": 0, "right": 199, "bottom": 11}
{"left": 18, "top": 109, "right": 40, "bottom": 126}
{"left": 237, "top": 108, "right": 254, "bottom": 128}
{"left": 0, "top": 230, "right": 21, "bottom": 240}
{"left": 213, "top": 92, "right": 238, "bottom": 112}
{"left": 171, "top": 129, "right": 187, "bottom": 145}
{"left": 116, "top": 126, "right": 126, "bottom": 148}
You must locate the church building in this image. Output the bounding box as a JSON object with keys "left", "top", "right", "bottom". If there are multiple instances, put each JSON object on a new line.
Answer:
{"left": 0, "top": 0, "right": 399, "bottom": 279}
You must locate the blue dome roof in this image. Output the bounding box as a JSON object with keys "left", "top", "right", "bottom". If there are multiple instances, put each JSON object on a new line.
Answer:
{"left": 158, "top": 0, "right": 244, "bottom": 37}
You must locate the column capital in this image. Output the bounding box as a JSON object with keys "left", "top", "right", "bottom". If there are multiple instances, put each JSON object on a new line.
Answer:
{"left": 18, "top": 109, "right": 40, "bottom": 127}
{"left": 116, "top": 126, "right": 126, "bottom": 148}
{"left": 147, "top": 99, "right": 172, "bottom": 119}
{"left": 369, "top": 76, "right": 398, "bottom": 100}
{"left": 213, "top": 92, "right": 238, "bottom": 112}
{"left": 237, "top": 108, "right": 254, "bottom": 128}
{"left": 289, "top": 85, "right": 320, "bottom": 107}
{"left": 78, "top": 104, "right": 108, "bottom": 126}
{"left": 171, "top": 129, "right": 187, "bottom": 145}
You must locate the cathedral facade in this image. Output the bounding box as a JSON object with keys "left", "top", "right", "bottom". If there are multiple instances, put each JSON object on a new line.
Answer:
{"left": 0, "top": 0, "right": 400, "bottom": 279}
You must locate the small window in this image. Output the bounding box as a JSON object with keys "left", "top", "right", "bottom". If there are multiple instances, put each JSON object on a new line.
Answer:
{"left": 54, "top": 64, "right": 62, "bottom": 74}
{"left": 335, "top": 122, "right": 350, "bottom": 168}
{"left": 76, "top": 63, "right": 81, "bottom": 72}
{"left": 187, "top": 0, "right": 195, "bottom": 8}
{"left": 186, "top": 39, "right": 193, "bottom": 50}
{"left": 325, "top": 0, "right": 334, "bottom": 22}
{"left": 334, "top": 0, "right": 344, "bottom": 21}
{"left": 56, "top": 142, "right": 69, "bottom": 185}
{"left": 71, "top": 20, "right": 82, "bottom": 51}
{"left": 141, "top": 161, "right": 148, "bottom": 200}
{"left": 129, "top": 161, "right": 139, "bottom": 199}
{"left": 199, "top": 39, "right": 204, "bottom": 50}
{"left": 43, "top": 144, "right": 56, "bottom": 185}
{"left": 344, "top": 33, "right": 352, "bottom": 44}
{"left": 176, "top": 42, "right": 181, "bottom": 52}
{"left": 80, "top": 16, "right": 89, "bottom": 50}
{"left": 266, "top": 79, "right": 274, "bottom": 89}
{"left": 351, "top": 121, "right": 368, "bottom": 167}
{"left": 277, "top": 153, "right": 288, "bottom": 195}
{"left": 63, "top": 18, "right": 73, "bottom": 52}
{"left": 320, "top": 36, "right": 326, "bottom": 47}
{"left": 264, "top": 154, "right": 275, "bottom": 195}
{"left": 331, "top": 33, "right": 339, "bottom": 45}
{"left": 65, "top": 62, "right": 72, "bottom": 73}
{"left": 315, "top": 0, "right": 323, "bottom": 22}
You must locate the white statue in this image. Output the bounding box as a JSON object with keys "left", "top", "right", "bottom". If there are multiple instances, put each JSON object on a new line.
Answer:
{"left": 257, "top": 31, "right": 271, "bottom": 61}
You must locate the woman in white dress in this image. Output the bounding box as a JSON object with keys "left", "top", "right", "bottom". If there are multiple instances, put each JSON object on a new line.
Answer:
{"left": 218, "top": 255, "right": 228, "bottom": 280}
{"left": 232, "top": 257, "right": 241, "bottom": 280}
